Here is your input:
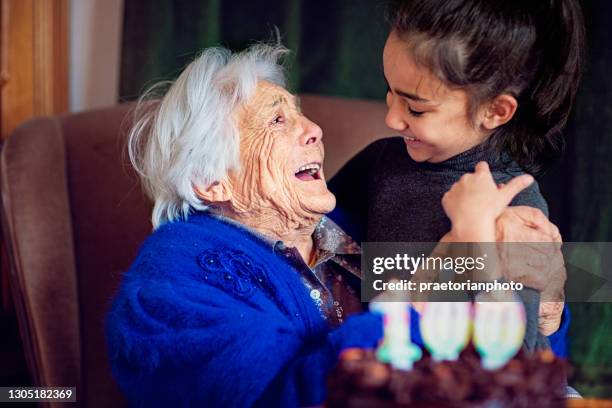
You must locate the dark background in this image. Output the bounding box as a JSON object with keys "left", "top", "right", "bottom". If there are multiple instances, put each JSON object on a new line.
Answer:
{"left": 118, "top": 0, "right": 612, "bottom": 397}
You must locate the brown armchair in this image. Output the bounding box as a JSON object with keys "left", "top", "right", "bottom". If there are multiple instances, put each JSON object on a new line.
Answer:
{"left": 0, "top": 95, "right": 392, "bottom": 407}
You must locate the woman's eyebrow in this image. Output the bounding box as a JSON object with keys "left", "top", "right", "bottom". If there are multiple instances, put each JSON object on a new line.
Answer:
{"left": 267, "top": 95, "right": 286, "bottom": 109}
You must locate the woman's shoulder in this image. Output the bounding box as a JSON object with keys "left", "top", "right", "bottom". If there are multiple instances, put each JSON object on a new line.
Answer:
{"left": 144, "top": 212, "right": 241, "bottom": 246}
{"left": 108, "top": 213, "right": 290, "bottom": 332}
{"left": 125, "top": 213, "right": 272, "bottom": 283}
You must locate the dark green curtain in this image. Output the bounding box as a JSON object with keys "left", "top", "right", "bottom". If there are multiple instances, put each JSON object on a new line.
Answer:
{"left": 120, "top": 0, "right": 612, "bottom": 397}
{"left": 538, "top": 1, "right": 612, "bottom": 396}
{"left": 120, "top": 0, "right": 388, "bottom": 101}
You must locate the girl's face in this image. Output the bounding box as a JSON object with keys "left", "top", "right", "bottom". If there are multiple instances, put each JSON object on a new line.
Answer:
{"left": 383, "top": 30, "right": 489, "bottom": 163}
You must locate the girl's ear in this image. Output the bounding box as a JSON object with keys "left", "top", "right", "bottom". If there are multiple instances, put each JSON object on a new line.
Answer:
{"left": 481, "top": 94, "right": 518, "bottom": 131}
{"left": 194, "top": 179, "right": 232, "bottom": 204}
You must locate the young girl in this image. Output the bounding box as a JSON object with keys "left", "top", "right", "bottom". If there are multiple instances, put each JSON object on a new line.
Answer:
{"left": 330, "top": 0, "right": 584, "bottom": 354}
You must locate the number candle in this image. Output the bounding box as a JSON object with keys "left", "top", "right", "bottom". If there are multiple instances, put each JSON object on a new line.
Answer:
{"left": 420, "top": 302, "right": 471, "bottom": 361}
{"left": 473, "top": 300, "right": 526, "bottom": 370}
{"left": 371, "top": 302, "right": 422, "bottom": 370}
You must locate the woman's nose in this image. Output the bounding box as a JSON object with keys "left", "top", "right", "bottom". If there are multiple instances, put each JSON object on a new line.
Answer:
{"left": 385, "top": 99, "right": 408, "bottom": 132}
{"left": 299, "top": 117, "right": 323, "bottom": 146}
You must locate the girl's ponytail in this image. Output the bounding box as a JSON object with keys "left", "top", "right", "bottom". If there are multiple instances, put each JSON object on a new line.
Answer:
{"left": 507, "top": 0, "right": 585, "bottom": 173}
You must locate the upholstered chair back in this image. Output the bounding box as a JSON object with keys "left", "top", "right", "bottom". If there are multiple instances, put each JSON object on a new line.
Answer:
{"left": 0, "top": 95, "right": 392, "bottom": 407}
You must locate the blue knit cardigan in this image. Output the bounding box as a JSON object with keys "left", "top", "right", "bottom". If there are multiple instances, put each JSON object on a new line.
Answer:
{"left": 106, "top": 212, "right": 383, "bottom": 408}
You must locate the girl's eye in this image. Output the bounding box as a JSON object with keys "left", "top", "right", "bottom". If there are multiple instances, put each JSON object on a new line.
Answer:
{"left": 271, "top": 115, "right": 285, "bottom": 126}
{"left": 408, "top": 107, "right": 425, "bottom": 117}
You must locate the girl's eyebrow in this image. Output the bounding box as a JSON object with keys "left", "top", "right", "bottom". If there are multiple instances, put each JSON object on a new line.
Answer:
{"left": 385, "top": 78, "right": 431, "bottom": 103}
{"left": 397, "top": 89, "right": 430, "bottom": 103}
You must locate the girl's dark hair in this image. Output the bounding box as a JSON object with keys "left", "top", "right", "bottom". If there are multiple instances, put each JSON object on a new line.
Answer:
{"left": 388, "top": 0, "right": 585, "bottom": 174}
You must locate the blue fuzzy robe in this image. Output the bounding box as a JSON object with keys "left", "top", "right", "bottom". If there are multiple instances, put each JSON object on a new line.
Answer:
{"left": 106, "top": 212, "right": 383, "bottom": 407}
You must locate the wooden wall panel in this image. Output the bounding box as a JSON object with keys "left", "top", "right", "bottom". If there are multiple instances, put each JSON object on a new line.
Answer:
{"left": 0, "top": 0, "right": 68, "bottom": 140}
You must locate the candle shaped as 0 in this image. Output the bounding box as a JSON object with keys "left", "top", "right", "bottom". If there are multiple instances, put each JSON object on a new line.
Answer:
{"left": 420, "top": 302, "right": 471, "bottom": 361}
{"left": 473, "top": 301, "right": 526, "bottom": 370}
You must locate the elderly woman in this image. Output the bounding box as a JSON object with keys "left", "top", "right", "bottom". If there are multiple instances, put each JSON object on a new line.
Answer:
{"left": 106, "top": 44, "right": 560, "bottom": 407}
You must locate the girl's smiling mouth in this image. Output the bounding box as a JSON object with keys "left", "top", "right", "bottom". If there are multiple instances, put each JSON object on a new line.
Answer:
{"left": 404, "top": 136, "right": 425, "bottom": 147}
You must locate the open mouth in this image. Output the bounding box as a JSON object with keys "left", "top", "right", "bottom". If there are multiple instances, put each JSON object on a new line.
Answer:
{"left": 294, "top": 162, "right": 322, "bottom": 181}
{"left": 404, "top": 136, "right": 425, "bottom": 146}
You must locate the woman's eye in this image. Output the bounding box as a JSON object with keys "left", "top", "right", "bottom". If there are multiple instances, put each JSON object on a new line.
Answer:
{"left": 270, "top": 115, "right": 285, "bottom": 126}
{"left": 408, "top": 107, "right": 425, "bottom": 117}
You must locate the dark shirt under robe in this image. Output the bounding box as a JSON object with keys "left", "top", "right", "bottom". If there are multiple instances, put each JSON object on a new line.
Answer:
{"left": 214, "top": 214, "right": 366, "bottom": 328}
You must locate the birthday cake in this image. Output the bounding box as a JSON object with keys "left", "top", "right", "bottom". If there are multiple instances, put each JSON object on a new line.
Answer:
{"left": 327, "top": 346, "right": 566, "bottom": 408}
{"left": 327, "top": 302, "right": 568, "bottom": 407}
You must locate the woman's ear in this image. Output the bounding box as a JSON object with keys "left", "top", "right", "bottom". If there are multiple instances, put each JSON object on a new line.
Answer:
{"left": 194, "top": 179, "right": 232, "bottom": 204}
{"left": 481, "top": 94, "right": 518, "bottom": 131}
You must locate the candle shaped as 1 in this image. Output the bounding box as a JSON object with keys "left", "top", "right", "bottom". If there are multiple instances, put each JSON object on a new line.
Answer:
{"left": 370, "top": 302, "right": 422, "bottom": 370}
{"left": 473, "top": 300, "right": 526, "bottom": 370}
{"left": 420, "top": 302, "right": 471, "bottom": 361}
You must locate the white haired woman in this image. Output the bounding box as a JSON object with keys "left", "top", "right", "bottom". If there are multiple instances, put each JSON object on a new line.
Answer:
{"left": 106, "top": 44, "right": 549, "bottom": 407}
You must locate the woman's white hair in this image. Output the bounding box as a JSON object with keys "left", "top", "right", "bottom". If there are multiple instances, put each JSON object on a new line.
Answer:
{"left": 128, "top": 43, "right": 288, "bottom": 228}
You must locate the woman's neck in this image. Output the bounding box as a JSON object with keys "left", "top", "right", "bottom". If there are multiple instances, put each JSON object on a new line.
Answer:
{"left": 212, "top": 206, "right": 319, "bottom": 264}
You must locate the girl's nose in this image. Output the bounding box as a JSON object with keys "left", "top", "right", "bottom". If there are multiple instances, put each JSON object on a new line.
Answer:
{"left": 385, "top": 98, "right": 408, "bottom": 132}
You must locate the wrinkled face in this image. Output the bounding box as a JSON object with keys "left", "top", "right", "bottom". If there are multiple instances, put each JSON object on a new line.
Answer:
{"left": 228, "top": 81, "right": 336, "bottom": 224}
{"left": 383, "top": 30, "right": 488, "bottom": 163}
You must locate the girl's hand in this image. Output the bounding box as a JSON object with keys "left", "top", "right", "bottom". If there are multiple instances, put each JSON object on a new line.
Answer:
{"left": 442, "top": 162, "right": 534, "bottom": 242}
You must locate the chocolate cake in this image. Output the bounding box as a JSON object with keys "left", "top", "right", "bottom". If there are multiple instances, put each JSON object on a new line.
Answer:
{"left": 327, "top": 346, "right": 567, "bottom": 408}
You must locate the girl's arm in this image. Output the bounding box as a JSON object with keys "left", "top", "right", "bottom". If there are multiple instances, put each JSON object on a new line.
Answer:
{"left": 442, "top": 162, "right": 535, "bottom": 241}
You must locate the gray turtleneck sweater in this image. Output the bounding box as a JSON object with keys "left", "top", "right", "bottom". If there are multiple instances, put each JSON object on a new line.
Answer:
{"left": 329, "top": 137, "right": 548, "bottom": 242}
{"left": 329, "top": 136, "right": 549, "bottom": 351}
